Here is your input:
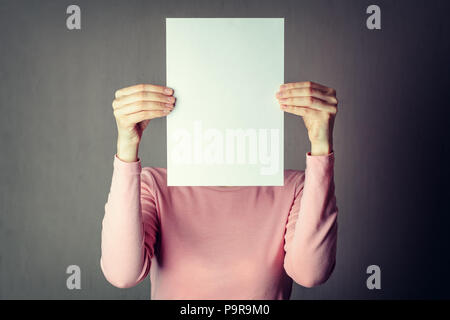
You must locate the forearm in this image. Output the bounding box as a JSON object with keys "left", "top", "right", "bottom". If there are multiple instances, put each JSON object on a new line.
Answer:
{"left": 100, "top": 155, "right": 149, "bottom": 288}
{"left": 284, "top": 153, "right": 338, "bottom": 287}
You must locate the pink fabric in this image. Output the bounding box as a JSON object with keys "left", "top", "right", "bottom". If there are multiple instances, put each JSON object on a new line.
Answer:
{"left": 100, "top": 152, "right": 338, "bottom": 299}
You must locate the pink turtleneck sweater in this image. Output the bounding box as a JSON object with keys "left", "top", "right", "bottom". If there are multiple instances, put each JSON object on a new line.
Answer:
{"left": 100, "top": 152, "right": 338, "bottom": 300}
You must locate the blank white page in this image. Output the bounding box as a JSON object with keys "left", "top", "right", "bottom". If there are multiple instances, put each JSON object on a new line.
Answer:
{"left": 166, "top": 18, "right": 284, "bottom": 186}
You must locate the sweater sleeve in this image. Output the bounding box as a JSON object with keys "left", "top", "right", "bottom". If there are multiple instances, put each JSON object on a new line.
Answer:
{"left": 283, "top": 152, "right": 338, "bottom": 288}
{"left": 100, "top": 155, "right": 159, "bottom": 288}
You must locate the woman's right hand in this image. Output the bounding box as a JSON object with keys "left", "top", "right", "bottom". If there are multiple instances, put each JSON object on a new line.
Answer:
{"left": 112, "top": 84, "right": 175, "bottom": 162}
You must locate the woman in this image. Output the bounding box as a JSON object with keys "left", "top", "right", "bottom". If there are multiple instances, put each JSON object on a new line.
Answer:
{"left": 100, "top": 81, "right": 338, "bottom": 299}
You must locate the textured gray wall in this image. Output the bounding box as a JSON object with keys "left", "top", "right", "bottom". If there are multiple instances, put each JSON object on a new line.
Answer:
{"left": 0, "top": 0, "right": 449, "bottom": 299}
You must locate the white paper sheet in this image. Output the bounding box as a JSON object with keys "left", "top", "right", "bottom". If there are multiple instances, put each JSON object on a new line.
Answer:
{"left": 166, "top": 18, "right": 284, "bottom": 186}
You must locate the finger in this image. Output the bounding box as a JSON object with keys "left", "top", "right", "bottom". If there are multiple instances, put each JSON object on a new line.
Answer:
{"left": 276, "top": 87, "right": 338, "bottom": 104}
{"left": 280, "top": 81, "right": 335, "bottom": 95}
{"left": 278, "top": 96, "right": 337, "bottom": 114}
{"left": 114, "top": 101, "right": 174, "bottom": 116}
{"left": 115, "top": 84, "right": 173, "bottom": 98}
{"left": 124, "top": 109, "right": 172, "bottom": 124}
{"left": 113, "top": 91, "right": 175, "bottom": 109}
{"left": 280, "top": 105, "right": 322, "bottom": 117}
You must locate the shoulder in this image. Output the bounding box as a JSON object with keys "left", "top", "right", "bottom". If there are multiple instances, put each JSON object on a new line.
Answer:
{"left": 140, "top": 166, "right": 167, "bottom": 194}
{"left": 142, "top": 166, "right": 167, "bottom": 182}
{"left": 284, "top": 169, "right": 305, "bottom": 192}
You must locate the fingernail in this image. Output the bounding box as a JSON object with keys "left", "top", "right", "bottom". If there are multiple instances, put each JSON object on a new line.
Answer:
{"left": 280, "top": 84, "right": 286, "bottom": 89}
{"left": 165, "top": 103, "right": 173, "bottom": 107}
{"left": 166, "top": 97, "right": 174, "bottom": 102}
{"left": 276, "top": 91, "right": 281, "bottom": 97}
{"left": 164, "top": 109, "right": 170, "bottom": 113}
{"left": 164, "top": 88, "right": 172, "bottom": 94}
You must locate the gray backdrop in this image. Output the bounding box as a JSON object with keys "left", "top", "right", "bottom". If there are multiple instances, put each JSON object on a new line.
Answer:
{"left": 0, "top": 0, "right": 449, "bottom": 299}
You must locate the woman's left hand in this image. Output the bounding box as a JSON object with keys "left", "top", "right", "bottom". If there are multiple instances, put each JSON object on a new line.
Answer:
{"left": 276, "top": 81, "right": 338, "bottom": 156}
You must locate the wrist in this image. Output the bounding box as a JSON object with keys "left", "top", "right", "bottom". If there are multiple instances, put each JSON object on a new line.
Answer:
{"left": 116, "top": 137, "right": 140, "bottom": 162}
{"left": 310, "top": 140, "right": 332, "bottom": 156}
